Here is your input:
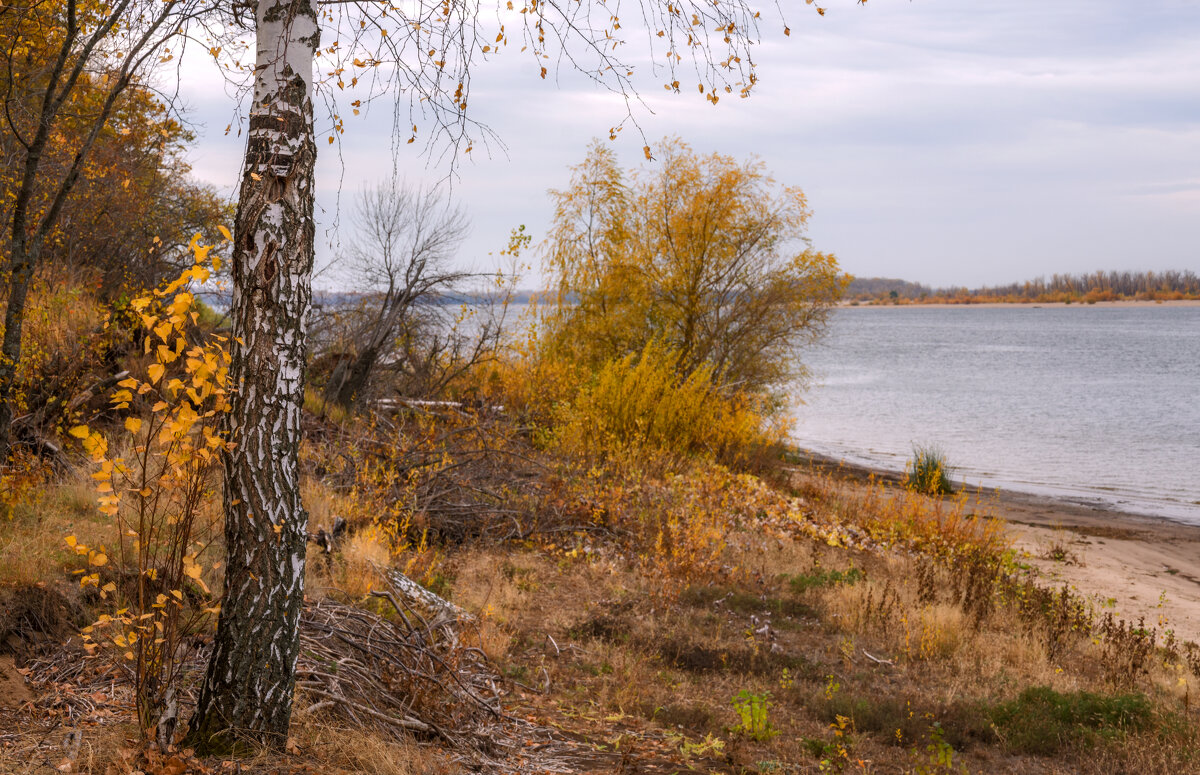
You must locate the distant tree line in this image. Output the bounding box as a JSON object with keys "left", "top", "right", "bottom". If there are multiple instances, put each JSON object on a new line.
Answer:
{"left": 846, "top": 277, "right": 934, "bottom": 300}
{"left": 849, "top": 270, "right": 1200, "bottom": 303}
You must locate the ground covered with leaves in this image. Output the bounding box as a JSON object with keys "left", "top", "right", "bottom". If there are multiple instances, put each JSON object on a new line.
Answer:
{"left": 3, "top": 430, "right": 1200, "bottom": 774}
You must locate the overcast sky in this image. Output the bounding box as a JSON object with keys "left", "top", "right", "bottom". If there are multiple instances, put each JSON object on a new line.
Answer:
{"left": 177, "top": 0, "right": 1200, "bottom": 290}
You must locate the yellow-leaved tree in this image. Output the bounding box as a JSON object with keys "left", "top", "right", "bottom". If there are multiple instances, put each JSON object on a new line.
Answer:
{"left": 544, "top": 138, "right": 847, "bottom": 407}
{"left": 68, "top": 233, "right": 231, "bottom": 745}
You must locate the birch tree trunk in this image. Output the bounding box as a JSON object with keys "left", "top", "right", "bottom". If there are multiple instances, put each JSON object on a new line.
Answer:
{"left": 186, "top": 0, "right": 318, "bottom": 753}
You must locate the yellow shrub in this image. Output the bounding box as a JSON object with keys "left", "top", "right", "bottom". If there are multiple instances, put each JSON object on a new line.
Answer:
{"left": 554, "top": 340, "right": 773, "bottom": 463}
{"left": 340, "top": 525, "right": 393, "bottom": 596}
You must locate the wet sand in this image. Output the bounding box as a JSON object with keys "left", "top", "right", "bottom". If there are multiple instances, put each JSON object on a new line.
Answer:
{"left": 840, "top": 299, "right": 1200, "bottom": 309}
{"left": 794, "top": 450, "right": 1200, "bottom": 644}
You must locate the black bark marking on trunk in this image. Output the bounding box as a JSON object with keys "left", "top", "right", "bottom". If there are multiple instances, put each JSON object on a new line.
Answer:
{"left": 186, "top": 0, "right": 319, "bottom": 754}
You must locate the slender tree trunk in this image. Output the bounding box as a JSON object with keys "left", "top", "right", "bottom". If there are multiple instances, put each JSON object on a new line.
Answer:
{"left": 186, "top": 0, "right": 318, "bottom": 753}
{"left": 0, "top": 242, "right": 38, "bottom": 459}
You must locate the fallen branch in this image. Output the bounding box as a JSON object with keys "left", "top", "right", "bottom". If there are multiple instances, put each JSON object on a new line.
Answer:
{"left": 862, "top": 649, "right": 895, "bottom": 667}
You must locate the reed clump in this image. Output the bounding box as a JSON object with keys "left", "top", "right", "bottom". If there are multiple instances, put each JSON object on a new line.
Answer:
{"left": 906, "top": 443, "right": 955, "bottom": 495}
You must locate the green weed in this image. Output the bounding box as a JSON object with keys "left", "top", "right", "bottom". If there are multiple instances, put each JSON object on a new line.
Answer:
{"left": 788, "top": 567, "right": 863, "bottom": 594}
{"left": 907, "top": 444, "right": 954, "bottom": 495}
{"left": 730, "top": 689, "right": 777, "bottom": 741}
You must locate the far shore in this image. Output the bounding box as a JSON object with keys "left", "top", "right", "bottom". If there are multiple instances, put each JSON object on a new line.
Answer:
{"left": 839, "top": 298, "right": 1200, "bottom": 309}
{"left": 790, "top": 448, "right": 1200, "bottom": 644}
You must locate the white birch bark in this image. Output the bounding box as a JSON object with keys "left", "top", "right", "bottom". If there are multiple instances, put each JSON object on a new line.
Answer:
{"left": 187, "top": 0, "right": 319, "bottom": 752}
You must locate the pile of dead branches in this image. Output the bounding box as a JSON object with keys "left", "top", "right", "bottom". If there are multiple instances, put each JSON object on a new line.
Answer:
{"left": 295, "top": 571, "right": 501, "bottom": 747}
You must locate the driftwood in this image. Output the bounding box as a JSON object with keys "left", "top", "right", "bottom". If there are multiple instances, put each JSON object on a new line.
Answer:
{"left": 862, "top": 649, "right": 895, "bottom": 667}
{"left": 373, "top": 397, "right": 505, "bottom": 415}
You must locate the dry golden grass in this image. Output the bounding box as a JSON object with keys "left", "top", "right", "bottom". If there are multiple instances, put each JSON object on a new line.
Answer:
{"left": 6, "top": 446, "right": 1199, "bottom": 774}
{"left": 425, "top": 460, "right": 1200, "bottom": 774}
{"left": 0, "top": 476, "right": 111, "bottom": 586}
{"left": 289, "top": 719, "right": 449, "bottom": 774}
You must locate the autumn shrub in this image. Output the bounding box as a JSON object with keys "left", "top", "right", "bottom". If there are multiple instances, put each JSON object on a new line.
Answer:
{"left": 4, "top": 280, "right": 110, "bottom": 437}
{"left": 542, "top": 139, "right": 845, "bottom": 400}
{"left": 552, "top": 340, "right": 774, "bottom": 463}
{"left": 486, "top": 331, "right": 585, "bottom": 433}
{"left": 816, "top": 473, "right": 1004, "bottom": 559}
{"left": 303, "top": 399, "right": 544, "bottom": 547}
{"left": 67, "top": 233, "right": 231, "bottom": 743}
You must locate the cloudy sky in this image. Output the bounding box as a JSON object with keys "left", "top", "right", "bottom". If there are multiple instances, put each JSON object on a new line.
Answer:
{"left": 177, "top": 0, "right": 1200, "bottom": 289}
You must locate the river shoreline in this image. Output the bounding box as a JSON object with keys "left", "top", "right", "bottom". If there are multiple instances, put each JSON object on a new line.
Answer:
{"left": 840, "top": 298, "right": 1200, "bottom": 308}
{"left": 790, "top": 447, "right": 1200, "bottom": 644}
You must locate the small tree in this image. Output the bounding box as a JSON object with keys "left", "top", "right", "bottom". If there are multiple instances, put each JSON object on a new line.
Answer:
{"left": 318, "top": 182, "right": 481, "bottom": 410}
{"left": 545, "top": 138, "right": 846, "bottom": 402}
{"left": 0, "top": 0, "right": 212, "bottom": 457}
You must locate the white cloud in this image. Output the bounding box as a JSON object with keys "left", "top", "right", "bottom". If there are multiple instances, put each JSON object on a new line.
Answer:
{"left": 175, "top": 0, "right": 1200, "bottom": 289}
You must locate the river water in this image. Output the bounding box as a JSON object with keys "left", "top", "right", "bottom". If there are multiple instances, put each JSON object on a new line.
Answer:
{"left": 790, "top": 305, "right": 1200, "bottom": 523}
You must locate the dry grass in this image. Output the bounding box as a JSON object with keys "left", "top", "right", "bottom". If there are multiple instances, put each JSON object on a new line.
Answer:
{"left": 415, "top": 462, "right": 1200, "bottom": 773}
{"left": 6, "top": 433, "right": 1200, "bottom": 774}
{"left": 290, "top": 722, "right": 449, "bottom": 774}
{"left": 0, "top": 476, "right": 111, "bottom": 587}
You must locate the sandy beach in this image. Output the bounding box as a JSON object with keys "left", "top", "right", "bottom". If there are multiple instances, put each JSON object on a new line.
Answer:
{"left": 796, "top": 450, "right": 1200, "bottom": 644}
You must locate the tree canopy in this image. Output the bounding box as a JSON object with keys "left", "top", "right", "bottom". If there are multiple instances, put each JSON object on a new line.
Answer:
{"left": 544, "top": 138, "right": 846, "bottom": 401}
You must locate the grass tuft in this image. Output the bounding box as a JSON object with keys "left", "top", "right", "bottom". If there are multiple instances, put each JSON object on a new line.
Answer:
{"left": 906, "top": 443, "right": 954, "bottom": 495}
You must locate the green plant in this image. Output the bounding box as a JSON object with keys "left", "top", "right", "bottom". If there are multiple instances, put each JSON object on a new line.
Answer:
{"left": 731, "top": 689, "right": 778, "bottom": 741}
{"left": 789, "top": 566, "right": 863, "bottom": 594}
{"left": 812, "top": 714, "right": 856, "bottom": 773}
{"left": 673, "top": 732, "right": 725, "bottom": 760}
{"left": 988, "top": 686, "right": 1155, "bottom": 755}
{"left": 913, "top": 722, "right": 967, "bottom": 774}
{"left": 906, "top": 444, "right": 954, "bottom": 495}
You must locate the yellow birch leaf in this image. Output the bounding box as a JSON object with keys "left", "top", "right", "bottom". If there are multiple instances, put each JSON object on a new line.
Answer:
{"left": 69, "top": 425, "right": 90, "bottom": 439}
{"left": 124, "top": 417, "right": 143, "bottom": 434}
